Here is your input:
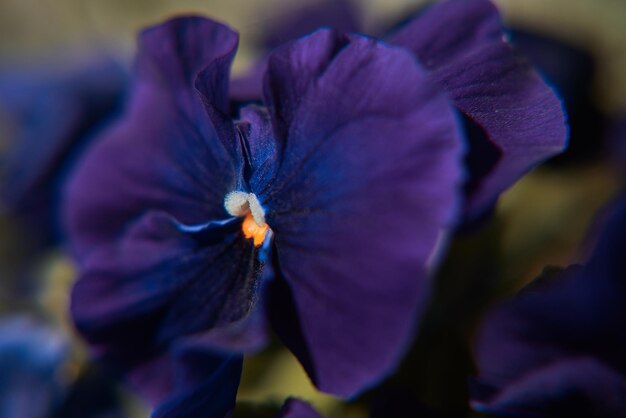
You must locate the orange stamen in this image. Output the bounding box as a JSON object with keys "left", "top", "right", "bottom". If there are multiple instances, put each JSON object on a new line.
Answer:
{"left": 242, "top": 213, "right": 269, "bottom": 247}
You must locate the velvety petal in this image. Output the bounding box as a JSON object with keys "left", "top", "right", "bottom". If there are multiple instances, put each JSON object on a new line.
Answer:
{"left": 388, "top": 0, "right": 567, "bottom": 219}
{"left": 196, "top": 288, "right": 270, "bottom": 354}
{"left": 473, "top": 358, "right": 626, "bottom": 418}
{"left": 263, "top": 30, "right": 464, "bottom": 396}
{"left": 71, "top": 211, "right": 260, "bottom": 354}
{"left": 276, "top": 398, "right": 322, "bottom": 418}
{"left": 0, "top": 58, "right": 126, "bottom": 242}
{"left": 64, "top": 17, "right": 241, "bottom": 260}
{"left": 129, "top": 338, "right": 242, "bottom": 418}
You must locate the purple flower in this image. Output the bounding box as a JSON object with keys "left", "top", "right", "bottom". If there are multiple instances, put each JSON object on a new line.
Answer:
{"left": 472, "top": 196, "right": 626, "bottom": 417}
{"left": 64, "top": 13, "right": 464, "bottom": 403}
{"left": 0, "top": 58, "right": 126, "bottom": 243}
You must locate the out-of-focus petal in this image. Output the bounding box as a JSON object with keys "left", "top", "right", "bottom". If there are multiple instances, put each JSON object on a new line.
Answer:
{"left": 0, "top": 317, "right": 69, "bottom": 418}
{"left": 0, "top": 58, "right": 126, "bottom": 242}
{"left": 262, "top": 30, "right": 464, "bottom": 397}
{"left": 388, "top": 0, "right": 567, "bottom": 219}
{"left": 473, "top": 196, "right": 626, "bottom": 416}
{"left": 276, "top": 398, "right": 322, "bottom": 418}
{"left": 473, "top": 358, "right": 626, "bottom": 418}
{"left": 64, "top": 17, "right": 241, "bottom": 260}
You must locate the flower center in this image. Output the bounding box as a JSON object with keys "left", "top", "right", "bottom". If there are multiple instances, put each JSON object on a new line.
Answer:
{"left": 224, "top": 191, "right": 268, "bottom": 247}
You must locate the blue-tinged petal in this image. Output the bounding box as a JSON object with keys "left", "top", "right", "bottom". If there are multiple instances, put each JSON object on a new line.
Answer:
{"left": 237, "top": 105, "right": 280, "bottom": 193}
{"left": 128, "top": 338, "right": 242, "bottom": 418}
{"left": 262, "top": 30, "right": 464, "bottom": 397}
{"left": 388, "top": 0, "right": 567, "bottom": 219}
{"left": 71, "top": 211, "right": 260, "bottom": 352}
{"left": 276, "top": 398, "right": 322, "bottom": 418}
{"left": 0, "top": 58, "right": 126, "bottom": 242}
{"left": 64, "top": 17, "right": 242, "bottom": 261}
{"left": 0, "top": 317, "right": 69, "bottom": 418}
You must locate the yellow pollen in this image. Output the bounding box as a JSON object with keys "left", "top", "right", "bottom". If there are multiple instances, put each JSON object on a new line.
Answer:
{"left": 242, "top": 213, "right": 268, "bottom": 247}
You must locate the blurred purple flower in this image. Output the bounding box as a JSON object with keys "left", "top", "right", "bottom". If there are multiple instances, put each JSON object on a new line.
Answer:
{"left": 0, "top": 58, "right": 127, "bottom": 244}
{"left": 0, "top": 316, "right": 69, "bottom": 418}
{"left": 0, "top": 316, "right": 131, "bottom": 418}
{"left": 64, "top": 14, "right": 464, "bottom": 402}
{"left": 472, "top": 196, "right": 626, "bottom": 417}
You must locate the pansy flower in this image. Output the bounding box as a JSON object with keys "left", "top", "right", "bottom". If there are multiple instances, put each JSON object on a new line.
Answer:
{"left": 0, "top": 58, "right": 126, "bottom": 244}
{"left": 472, "top": 195, "right": 626, "bottom": 417}
{"left": 65, "top": 13, "right": 464, "bottom": 403}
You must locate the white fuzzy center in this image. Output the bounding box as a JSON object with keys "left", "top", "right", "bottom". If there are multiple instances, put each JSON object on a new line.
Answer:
{"left": 224, "top": 191, "right": 266, "bottom": 226}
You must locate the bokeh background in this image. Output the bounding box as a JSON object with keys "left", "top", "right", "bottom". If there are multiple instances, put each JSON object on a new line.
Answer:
{"left": 0, "top": 0, "right": 625, "bottom": 417}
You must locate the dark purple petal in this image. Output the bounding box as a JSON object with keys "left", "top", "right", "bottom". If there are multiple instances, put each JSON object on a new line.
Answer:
{"left": 276, "top": 398, "right": 322, "bottom": 418}
{"left": 473, "top": 358, "right": 626, "bottom": 418}
{"left": 473, "top": 196, "right": 626, "bottom": 416}
{"left": 196, "top": 283, "right": 270, "bottom": 353}
{"left": 0, "top": 58, "right": 126, "bottom": 242}
{"left": 508, "top": 29, "right": 606, "bottom": 166}
{"left": 262, "top": 30, "right": 464, "bottom": 397}
{"left": 71, "top": 211, "right": 260, "bottom": 351}
{"left": 237, "top": 105, "right": 280, "bottom": 194}
{"left": 129, "top": 339, "right": 242, "bottom": 418}
{"left": 388, "top": 0, "right": 567, "bottom": 219}
{"left": 476, "top": 197, "right": 626, "bottom": 387}
{"left": 64, "top": 17, "right": 241, "bottom": 260}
